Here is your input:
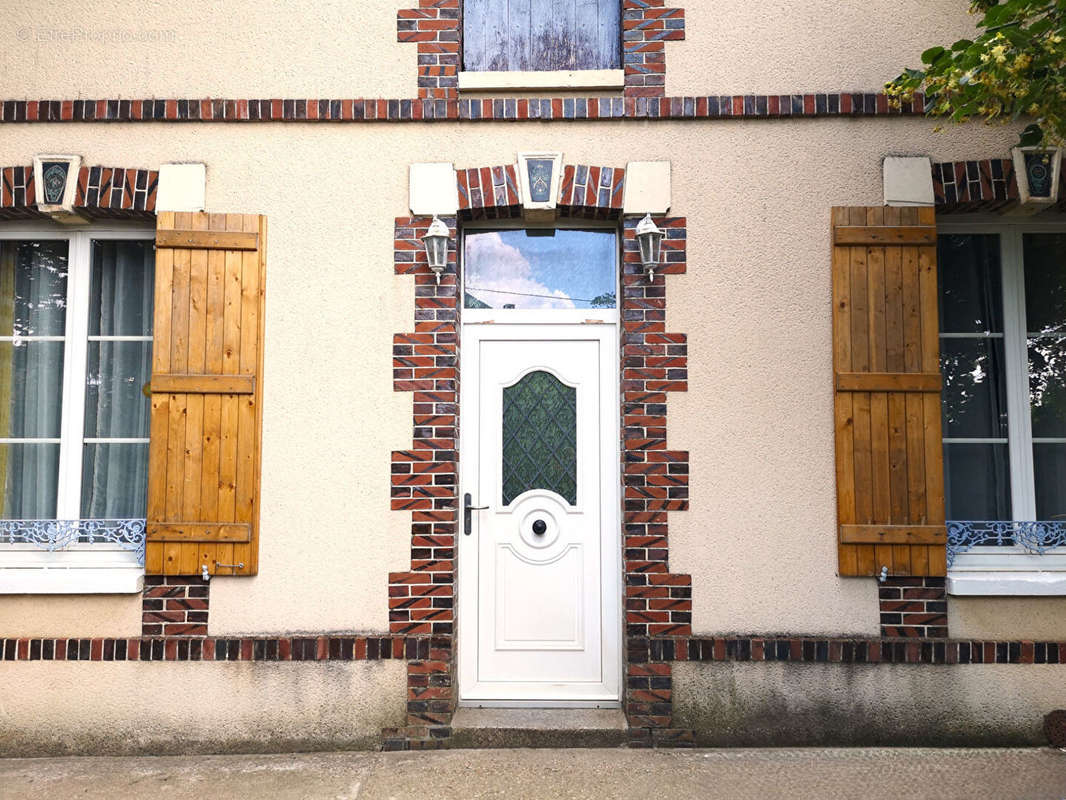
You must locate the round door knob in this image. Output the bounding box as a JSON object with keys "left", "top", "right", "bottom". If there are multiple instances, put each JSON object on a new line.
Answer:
{"left": 532, "top": 519, "right": 547, "bottom": 535}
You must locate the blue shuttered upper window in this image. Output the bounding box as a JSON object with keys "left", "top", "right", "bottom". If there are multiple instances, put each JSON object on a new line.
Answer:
{"left": 463, "top": 0, "right": 621, "bottom": 72}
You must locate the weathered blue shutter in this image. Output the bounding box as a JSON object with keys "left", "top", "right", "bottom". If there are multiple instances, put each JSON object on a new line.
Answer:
{"left": 464, "top": 0, "right": 620, "bottom": 72}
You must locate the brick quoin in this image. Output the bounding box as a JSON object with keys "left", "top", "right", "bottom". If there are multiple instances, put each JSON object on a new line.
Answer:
{"left": 623, "top": 1, "right": 686, "bottom": 98}
{"left": 387, "top": 214, "right": 460, "bottom": 750}
{"left": 621, "top": 215, "right": 692, "bottom": 743}
{"left": 397, "top": 1, "right": 461, "bottom": 99}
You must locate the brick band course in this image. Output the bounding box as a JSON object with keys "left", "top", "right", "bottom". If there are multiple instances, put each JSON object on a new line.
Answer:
{"left": 0, "top": 93, "right": 927, "bottom": 124}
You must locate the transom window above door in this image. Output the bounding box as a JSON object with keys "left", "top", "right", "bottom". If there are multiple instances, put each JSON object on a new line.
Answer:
{"left": 462, "top": 0, "right": 621, "bottom": 74}
{"left": 463, "top": 228, "right": 617, "bottom": 312}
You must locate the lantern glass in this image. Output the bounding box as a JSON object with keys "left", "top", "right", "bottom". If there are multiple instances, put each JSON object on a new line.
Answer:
{"left": 635, "top": 214, "right": 665, "bottom": 270}
{"left": 422, "top": 216, "right": 451, "bottom": 271}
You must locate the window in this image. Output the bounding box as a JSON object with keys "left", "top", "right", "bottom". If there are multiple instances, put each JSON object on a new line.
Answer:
{"left": 463, "top": 227, "right": 617, "bottom": 311}
{"left": 0, "top": 227, "right": 154, "bottom": 592}
{"left": 938, "top": 223, "right": 1066, "bottom": 587}
{"left": 462, "top": 0, "right": 621, "bottom": 79}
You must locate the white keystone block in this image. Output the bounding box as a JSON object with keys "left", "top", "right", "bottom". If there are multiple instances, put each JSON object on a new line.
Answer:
{"left": 157, "top": 163, "right": 206, "bottom": 212}
{"left": 410, "top": 162, "right": 459, "bottom": 216}
{"left": 883, "top": 156, "right": 934, "bottom": 207}
{"left": 623, "top": 161, "right": 671, "bottom": 215}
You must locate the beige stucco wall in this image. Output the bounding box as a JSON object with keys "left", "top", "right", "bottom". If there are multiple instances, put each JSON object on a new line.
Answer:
{"left": 0, "top": 118, "right": 1039, "bottom": 639}
{"left": 949, "top": 597, "right": 1066, "bottom": 640}
{"left": 668, "top": 1, "right": 981, "bottom": 96}
{"left": 3, "top": 1, "right": 978, "bottom": 99}
{"left": 674, "top": 661, "right": 1066, "bottom": 745}
{"left": 0, "top": 660, "right": 405, "bottom": 755}
{"left": 0, "top": 594, "right": 140, "bottom": 636}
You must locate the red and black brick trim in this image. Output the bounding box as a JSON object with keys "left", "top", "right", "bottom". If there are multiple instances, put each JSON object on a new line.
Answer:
{"left": 637, "top": 635, "right": 1066, "bottom": 665}
{"left": 0, "top": 92, "right": 927, "bottom": 124}
{"left": 621, "top": 216, "right": 691, "bottom": 736}
{"left": 142, "top": 576, "right": 209, "bottom": 637}
{"left": 623, "top": 1, "right": 686, "bottom": 98}
{"left": 0, "top": 634, "right": 425, "bottom": 662}
{"left": 389, "top": 215, "right": 460, "bottom": 750}
{"left": 457, "top": 162, "right": 626, "bottom": 220}
{"left": 457, "top": 165, "right": 521, "bottom": 219}
{"left": 878, "top": 577, "right": 947, "bottom": 639}
{"left": 932, "top": 156, "right": 1066, "bottom": 213}
{"left": 559, "top": 164, "right": 626, "bottom": 219}
{"left": 4, "top": 634, "right": 1063, "bottom": 665}
{"left": 397, "top": 0, "right": 460, "bottom": 99}
{"left": 0, "top": 164, "right": 157, "bottom": 220}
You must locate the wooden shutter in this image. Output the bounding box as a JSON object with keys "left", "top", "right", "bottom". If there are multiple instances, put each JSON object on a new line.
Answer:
{"left": 463, "top": 0, "right": 621, "bottom": 72}
{"left": 832, "top": 207, "right": 947, "bottom": 577}
{"left": 145, "top": 212, "right": 266, "bottom": 576}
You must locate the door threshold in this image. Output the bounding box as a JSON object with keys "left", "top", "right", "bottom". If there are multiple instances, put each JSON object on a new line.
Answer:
{"left": 450, "top": 707, "right": 628, "bottom": 749}
{"left": 458, "top": 700, "right": 621, "bottom": 709}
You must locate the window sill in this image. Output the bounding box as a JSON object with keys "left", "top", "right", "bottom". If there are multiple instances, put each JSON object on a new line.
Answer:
{"left": 457, "top": 69, "right": 625, "bottom": 92}
{"left": 947, "top": 570, "right": 1066, "bottom": 596}
{"left": 0, "top": 565, "right": 144, "bottom": 594}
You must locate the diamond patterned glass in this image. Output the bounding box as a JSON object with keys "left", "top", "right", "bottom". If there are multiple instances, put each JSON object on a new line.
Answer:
{"left": 502, "top": 370, "right": 577, "bottom": 505}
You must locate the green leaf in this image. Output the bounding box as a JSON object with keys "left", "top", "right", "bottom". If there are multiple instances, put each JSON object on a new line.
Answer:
{"left": 951, "top": 38, "right": 975, "bottom": 51}
{"left": 921, "top": 46, "right": 947, "bottom": 64}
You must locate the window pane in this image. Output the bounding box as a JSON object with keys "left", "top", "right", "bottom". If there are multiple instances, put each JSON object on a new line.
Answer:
{"left": 937, "top": 234, "right": 1002, "bottom": 333}
{"left": 81, "top": 443, "right": 149, "bottom": 518}
{"left": 502, "top": 370, "right": 577, "bottom": 505}
{"left": 89, "top": 240, "right": 155, "bottom": 336}
{"left": 83, "top": 342, "right": 152, "bottom": 438}
{"left": 1022, "top": 233, "right": 1066, "bottom": 334}
{"left": 943, "top": 443, "right": 1011, "bottom": 520}
{"left": 940, "top": 338, "right": 1008, "bottom": 438}
{"left": 1030, "top": 339, "right": 1066, "bottom": 438}
{"left": 0, "top": 240, "right": 68, "bottom": 337}
{"left": 0, "top": 442, "right": 59, "bottom": 518}
{"left": 0, "top": 341, "right": 64, "bottom": 438}
{"left": 1034, "top": 443, "right": 1066, "bottom": 521}
{"left": 464, "top": 229, "right": 615, "bottom": 310}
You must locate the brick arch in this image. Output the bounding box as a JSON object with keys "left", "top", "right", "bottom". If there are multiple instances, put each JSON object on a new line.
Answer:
{"left": 456, "top": 161, "right": 627, "bottom": 219}
{"left": 932, "top": 156, "right": 1066, "bottom": 214}
{"left": 0, "top": 164, "right": 158, "bottom": 220}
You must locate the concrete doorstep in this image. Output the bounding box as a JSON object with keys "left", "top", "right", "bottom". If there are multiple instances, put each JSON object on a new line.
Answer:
{"left": 1, "top": 747, "right": 1064, "bottom": 800}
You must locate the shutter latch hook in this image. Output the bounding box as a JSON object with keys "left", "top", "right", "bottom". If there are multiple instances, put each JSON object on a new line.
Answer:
{"left": 878, "top": 565, "right": 889, "bottom": 583}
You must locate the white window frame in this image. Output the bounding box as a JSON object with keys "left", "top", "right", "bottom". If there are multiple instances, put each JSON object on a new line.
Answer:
{"left": 939, "top": 216, "right": 1066, "bottom": 593}
{"left": 0, "top": 222, "right": 154, "bottom": 593}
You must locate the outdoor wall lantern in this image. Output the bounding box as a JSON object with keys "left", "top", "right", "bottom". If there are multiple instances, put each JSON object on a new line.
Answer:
{"left": 422, "top": 215, "right": 451, "bottom": 283}
{"left": 636, "top": 213, "right": 665, "bottom": 280}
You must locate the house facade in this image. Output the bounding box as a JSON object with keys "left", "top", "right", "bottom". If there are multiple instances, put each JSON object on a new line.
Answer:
{"left": 1, "top": 0, "right": 1065, "bottom": 753}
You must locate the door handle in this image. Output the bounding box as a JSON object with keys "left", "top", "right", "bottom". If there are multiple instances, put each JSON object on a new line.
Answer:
{"left": 464, "top": 492, "right": 488, "bottom": 536}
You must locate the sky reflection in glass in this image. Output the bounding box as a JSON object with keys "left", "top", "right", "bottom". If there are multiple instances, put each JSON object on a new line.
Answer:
{"left": 463, "top": 229, "right": 616, "bottom": 309}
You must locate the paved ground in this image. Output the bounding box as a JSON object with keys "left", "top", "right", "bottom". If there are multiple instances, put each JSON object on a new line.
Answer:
{"left": 1, "top": 747, "right": 1064, "bottom": 799}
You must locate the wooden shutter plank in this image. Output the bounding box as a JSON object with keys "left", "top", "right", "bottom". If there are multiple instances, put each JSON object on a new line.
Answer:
{"left": 833, "top": 226, "right": 937, "bottom": 245}
{"left": 836, "top": 373, "right": 941, "bottom": 392}
{"left": 155, "top": 230, "right": 259, "bottom": 250}
{"left": 510, "top": 0, "right": 532, "bottom": 70}
{"left": 832, "top": 206, "right": 946, "bottom": 577}
{"left": 147, "top": 523, "right": 251, "bottom": 542}
{"left": 152, "top": 375, "right": 255, "bottom": 394}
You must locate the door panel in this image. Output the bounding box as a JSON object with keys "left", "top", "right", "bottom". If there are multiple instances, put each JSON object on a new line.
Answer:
{"left": 459, "top": 325, "right": 619, "bottom": 703}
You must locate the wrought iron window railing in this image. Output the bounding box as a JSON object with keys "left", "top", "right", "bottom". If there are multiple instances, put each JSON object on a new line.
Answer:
{"left": 946, "top": 521, "right": 1066, "bottom": 567}
{"left": 0, "top": 519, "right": 147, "bottom": 565}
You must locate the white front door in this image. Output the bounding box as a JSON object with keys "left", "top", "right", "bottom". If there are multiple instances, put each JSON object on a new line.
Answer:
{"left": 458, "top": 323, "right": 620, "bottom": 704}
